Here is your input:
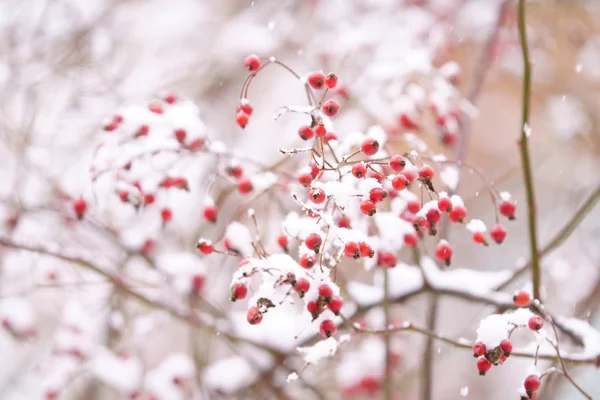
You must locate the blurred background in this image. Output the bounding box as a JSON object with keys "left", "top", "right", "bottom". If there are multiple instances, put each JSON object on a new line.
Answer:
{"left": 1, "top": 0, "right": 600, "bottom": 399}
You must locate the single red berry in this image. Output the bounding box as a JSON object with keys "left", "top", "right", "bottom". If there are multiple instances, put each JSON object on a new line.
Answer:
{"left": 369, "top": 187, "right": 387, "bottom": 203}
{"left": 300, "top": 254, "right": 316, "bottom": 269}
{"left": 325, "top": 131, "right": 337, "bottom": 142}
{"left": 426, "top": 208, "right": 441, "bottom": 224}
{"left": 103, "top": 121, "right": 118, "bottom": 131}
{"left": 118, "top": 190, "right": 129, "bottom": 202}
{"left": 391, "top": 174, "right": 410, "bottom": 191}
{"left": 315, "top": 123, "right": 327, "bottom": 137}
{"left": 318, "top": 284, "right": 333, "bottom": 299}
{"left": 247, "top": 306, "right": 263, "bottom": 325}
{"left": 319, "top": 319, "right": 337, "bottom": 338}
{"left": 324, "top": 73, "right": 338, "bottom": 89}
{"left": 203, "top": 205, "right": 218, "bottom": 223}
{"left": 136, "top": 124, "right": 149, "bottom": 137}
{"left": 322, "top": 100, "right": 339, "bottom": 117}
{"left": 437, "top": 196, "right": 452, "bottom": 212}
{"left": 309, "top": 188, "right": 326, "bottom": 204}
{"left": 528, "top": 315, "right": 544, "bottom": 331}
{"left": 164, "top": 93, "right": 177, "bottom": 104}
{"left": 294, "top": 278, "right": 310, "bottom": 297}
{"left": 196, "top": 239, "right": 214, "bottom": 255}
{"left": 238, "top": 178, "right": 253, "bottom": 194}
{"left": 404, "top": 170, "right": 417, "bottom": 183}
{"left": 307, "top": 301, "right": 318, "bottom": 315}
{"left": 345, "top": 241, "right": 360, "bottom": 259}
{"left": 360, "top": 200, "right": 376, "bottom": 216}
{"left": 352, "top": 163, "right": 367, "bottom": 178}
{"left": 472, "top": 232, "right": 487, "bottom": 245}
{"left": 244, "top": 54, "right": 261, "bottom": 71}
{"left": 148, "top": 102, "right": 163, "bottom": 114}
{"left": 328, "top": 296, "right": 343, "bottom": 314}
{"left": 143, "top": 193, "right": 155, "bottom": 205}
{"left": 298, "top": 125, "right": 315, "bottom": 140}
{"left": 500, "top": 339, "right": 512, "bottom": 356}
{"left": 407, "top": 199, "right": 420, "bottom": 214}
{"left": 442, "top": 132, "right": 457, "bottom": 146}
{"left": 490, "top": 224, "right": 507, "bottom": 244}
{"left": 499, "top": 200, "right": 517, "bottom": 220}
{"left": 174, "top": 129, "right": 187, "bottom": 143}
{"left": 359, "top": 242, "right": 374, "bottom": 258}
{"left": 378, "top": 252, "right": 397, "bottom": 267}
{"left": 305, "top": 233, "right": 323, "bottom": 253}
{"left": 398, "top": 113, "right": 419, "bottom": 129}
{"left": 524, "top": 375, "right": 541, "bottom": 394}
{"left": 448, "top": 205, "right": 467, "bottom": 223}
{"left": 226, "top": 165, "right": 243, "bottom": 179}
{"left": 277, "top": 234, "right": 288, "bottom": 250}
{"left": 418, "top": 165, "right": 435, "bottom": 180}
{"left": 389, "top": 155, "right": 406, "bottom": 172}
{"left": 298, "top": 172, "right": 313, "bottom": 187}
{"left": 160, "top": 208, "right": 173, "bottom": 223}
{"left": 189, "top": 138, "right": 204, "bottom": 151}
{"left": 513, "top": 290, "right": 531, "bottom": 307}
{"left": 476, "top": 357, "right": 492, "bottom": 376}
{"left": 361, "top": 138, "right": 380, "bottom": 156}
{"left": 191, "top": 274, "right": 204, "bottom": 295}
{"left": 337, "top": 215, "right": 351, "bottom": 228}
{"left": 231, "top": 283, "right": 248, "bottom": 301}
{"left": 403, "top": 232, "right": 419, "bottom": 247}
{"left": 236, "top": 110, "right": 249, "bottom": 128}
{"left": 72, "top": 198, "right": 87, "bottom": 220}
{"left": 308, "top": 71, "right": 325, "bottom": 89}
{"left": 236, "top": 102, "right": 253, "bottom": 115}
{"left": 472, "top": 342, "right": 486, "bottom": 357}
{"left": 435, "top": 240, "right": 453, "bottom": 266}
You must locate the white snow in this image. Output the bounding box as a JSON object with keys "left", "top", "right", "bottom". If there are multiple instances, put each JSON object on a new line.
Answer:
{"left": 555, "top": 317, "right": 600, "bottom": 357}
{"left": 297, "top": 334, "right": 350, "bottom": 364}
{"left": 0, "top": 297, "right": 36, "bottom": 336}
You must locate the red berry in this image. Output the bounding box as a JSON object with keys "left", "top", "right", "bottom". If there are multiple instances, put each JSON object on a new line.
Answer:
{"left": 203, "top": 205, "right": 218, "bottom": 223}
{"left": 294, "top": 278, "right": 310, "bottom": 297}
{"left": 403, "top": 232, "right": 419, "bottom": 246}
{"left": 308, "top": 71, "right": 325, "bottom": 89}
{"left": 236, "top": 110, "right": 249, "bottom": 128}
{"left": 345, "top": 241, "right": 360, "bottom": 259}
{"left": 426, "top": 208, "right": 441, "bottom": 224}
{"left": 298, "top": 125, "right": 314, "bottom": 140}
{"left": 72, "top": 198, "right": 87, "bottom": 220}
{"left": 437, "top": 196, "right": 452, "bottom": 212}
{"left": 513, "top": 290, "right": 531, "bottom": 307}
{"left": 309, "top": 188, "right": 326, "bottom": 204}
{"left": 277, "top": 234, "right": 288, "bottom": 250}
{"left": 328, "top": 296, "right": 343, "bottom": 314}
{"left": 500, "top": 339, "right": 512, "bottom": 356}
{"left": 448, "top": 205, "right": 467, "bottom": 223}
{"left": 369, "top": 188, "right": 387, "bottom": 203}
{"left": 164, "top": 93, "right": 177, "bottom": 104}
{"left": 528, "top": 315, "right": 544, "bottom": 331}
{"left": 319, "top": 319, "right": 337, "bottom": 338}
{"left": 398, "top": 113, "right": 419, "bottom": 129}
{"left": 103, "top": 121, "right": 118, "bottom": 131}
{"left": 407, "top": 200, "right": 420, "bottom": 214}
{"left": 244, "top": 54, "right": 261, "bottom": 71}
{"left": 315, "top": 123, "right": 327, "bottom": 137}
{"left": 389, "top": 155, "right": 406, "bottom": 172}
{"left": 524, "top": 375, "right": 541, "bottom": 393}
{"left": 174, "top": 129, "right": 187, "bottom": 143}
{"left": 309, "top": 163, "right": 320, "bottom": 177}
{"left": 300, "top": 254, "right": 316, "bottom": 269}
{"left": 298, "top": 173, "right": 313, "bottom": 187}
{"left": 418, "top": 165, "right": 435, "bottom": 180}
{"left": 148, "top": 102, "right": 163, "bottom": 114}
{"left": 403, "top": 170, "right": 417, "bottom": 183}
{"left": 476, "top": 357, "right": 492, "bottom": 376}
{"left": 161, "top": 208, "right": 173, "bottom": 223}
{"left": 352, "top": 163, "right": 367, "bottom": 178}
{"left": 238, "top": 178, "right": 253, "bottom": 194}
{"left": 136, "top": 124, "right": 149, "bottom": 137}
{"left": 435, "top": 240, "right": 453, "bottom": 266}
{"left": 472, "top": 342, "right": 486, "bottom": 357}
{"left": 307, "top": 301, "right": 318, "bottom": 315}
{"left": 361, "top": 138, "right": 380, "bottom": 156}
{"left": 189, "top": 138, "right": 204, "bottom": 151}
{"left": 322, "top": 100, "right": 339, "bottom": 117}
{"left": 191, "top": 274, "right": 205, "bottom": 295}
{"left": 305, "top": 233, "right": 323, "bottom": 253}
{"left": 325, "top": 131, "right": 337, "bottom": 142}
{"left": 490, "top": 224, "right": 507, "bottom": 244}
{"left": 472, "top": 232, "right": 487, "bottom": 245}
{"left": 226, "top": 165, "right": 243, "bottom": 179}
{"left": 324, "top": 73, "right": 338, "bottom": 89}
{"left": 499, "top": 200, "right": 516, "bottom": 220}
{"left": 391, "top": 174, "right": 410, "bottom": 191}
{"left": 236, "top": 102, "right": 253, "bottom": 115}
{"left": 359, "top": 242, "right": 374, "bottom": 258}
{"left": 231, "top": 283, "right": 248, "bottom": 301}
{"left": 247, "top": 306, "right": 263, "bottom": 325}
{"left": 337, "top": 215, "right": 351, "bottom": 228}
{"left": 378, "top": 252, "right": 397, "bottom": 267}
{"left": 360, "top": 200, "right": 376, "bottom": 216}
{"left": 318, "top": 284, "right": 333, "bottom": 299}
{"left": 196, "top": 239, "right": 214, "bottom": 255}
